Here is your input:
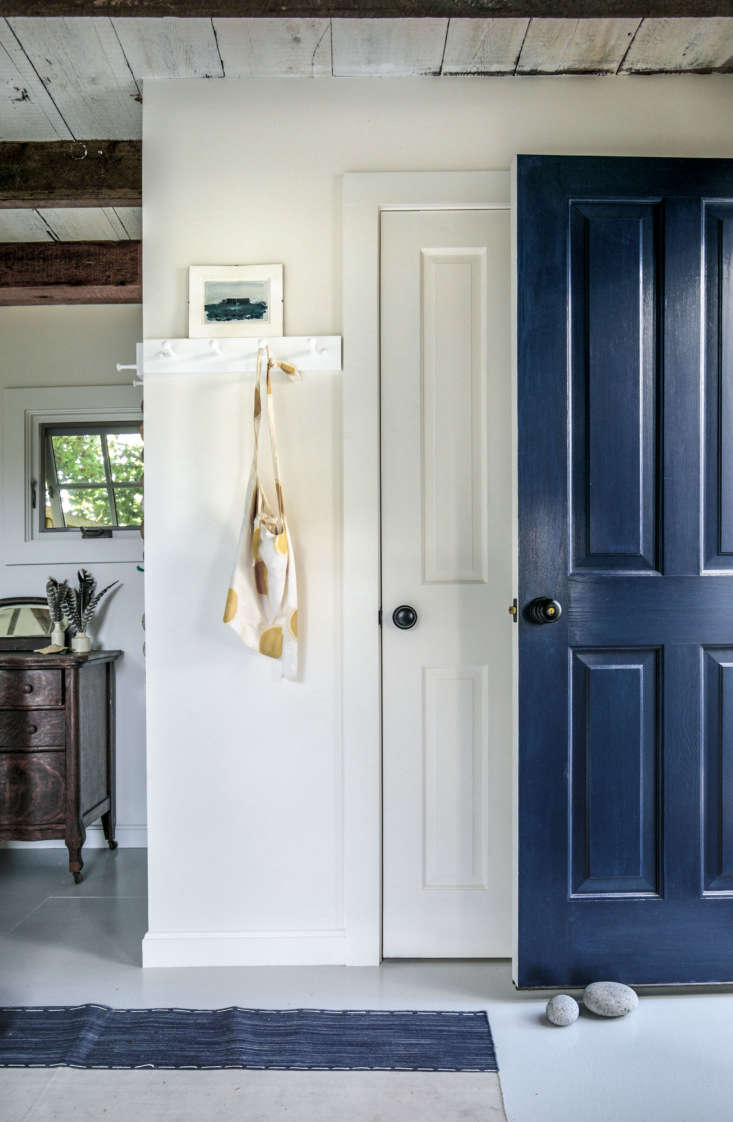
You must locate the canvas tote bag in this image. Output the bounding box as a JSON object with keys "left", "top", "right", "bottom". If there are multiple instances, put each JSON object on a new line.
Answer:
{"left": 223, "top": 346, "right": 298, "bottom": 679}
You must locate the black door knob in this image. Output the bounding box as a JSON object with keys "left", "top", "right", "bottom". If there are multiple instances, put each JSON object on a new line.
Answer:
{"left": 525, "top": 597, "right": 562, "bottom": 625}
{"left": 392, "top": 605, "right": 418, "bottom": 630}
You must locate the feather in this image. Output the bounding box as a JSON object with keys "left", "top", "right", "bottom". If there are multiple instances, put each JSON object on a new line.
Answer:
{"left": 46, "top": 577, "right": 68, "bottom": 623}
{"left": 62, "top": 570, "right": 120, "bottom": 637}
{"left": 61, "top": 586, "right": 80, "bottom": 635}
{"left": 77, "top": 569, "right": 96, "bottom": 619}
{"left": 81, "top": 581, "right": 119, "bottom": 632}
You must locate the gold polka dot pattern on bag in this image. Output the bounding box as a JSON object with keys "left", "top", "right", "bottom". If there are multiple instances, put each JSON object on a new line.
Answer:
{"left": 223, "top": 587, "right": 238, "bottom": 623}
{"left": 224, "top": 345, "right": 298, "bottom": 679}
{"left": 259, "top": 625, "right": 283, "bottom": 660}
{"left": 254, "top": 559, "right": 269, "bottom": 595}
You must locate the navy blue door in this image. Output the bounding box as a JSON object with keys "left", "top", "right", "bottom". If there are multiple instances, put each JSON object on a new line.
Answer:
{"left": 517, "top": 156, "right": 733, "bottom": 987}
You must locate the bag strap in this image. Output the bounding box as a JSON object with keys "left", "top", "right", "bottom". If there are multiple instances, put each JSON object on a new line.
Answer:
{"left": 251, "top": 345, "right": 289, "bottom": 528}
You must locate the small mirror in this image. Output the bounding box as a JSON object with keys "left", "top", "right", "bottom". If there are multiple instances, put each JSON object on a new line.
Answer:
{"left": 0, "top": 597, "right": 52, "bottom": 650}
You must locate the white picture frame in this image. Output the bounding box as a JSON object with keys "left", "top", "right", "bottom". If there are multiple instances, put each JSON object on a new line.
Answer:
{"left": 188, "top": 264, "right": 284, "bottom": 338}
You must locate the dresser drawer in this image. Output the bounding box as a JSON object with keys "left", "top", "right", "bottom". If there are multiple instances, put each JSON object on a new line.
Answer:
{"left": 0, "top": 669, "right": 62, "bottom": 708}
{"left": 0, "top": 751, "right": 66, "bottom": 827}
{"left": 0, "top": 709, "right": 65, "bottom": 748}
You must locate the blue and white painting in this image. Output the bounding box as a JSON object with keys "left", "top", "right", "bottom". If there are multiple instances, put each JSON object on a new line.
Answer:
{"left": 203, "top": 280, "right": 270, "bottom": 324}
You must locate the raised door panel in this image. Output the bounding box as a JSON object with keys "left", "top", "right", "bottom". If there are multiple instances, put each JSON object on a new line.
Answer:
{"left": 704, "top": 204, "right": 733, "bottom": 571}
{"left": 422, "top": 248, "right": 488, "bottom": 585}
{"left": 570, "top": 202, "right": 661, "bottom": 573}
{"left": 702, "top": 648, "right": 733, "bottom": 893}
{"left": 423, "top": 666, "right": 489, "bottom": 889}
{"left": 571, "top": 649, "right": 661, "bottom": 896}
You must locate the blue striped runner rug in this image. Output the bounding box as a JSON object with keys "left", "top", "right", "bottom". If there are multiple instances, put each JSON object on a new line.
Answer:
{"left": 0, "top": 1006, "right": 497, "bottom": 1072}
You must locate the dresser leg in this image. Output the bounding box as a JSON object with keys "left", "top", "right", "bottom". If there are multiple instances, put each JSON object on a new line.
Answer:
{"left": 66, "top": 826, "right": 86, "bottom": 884}
{"left": 102, "top": 810, "right": 117, "bottom": 850}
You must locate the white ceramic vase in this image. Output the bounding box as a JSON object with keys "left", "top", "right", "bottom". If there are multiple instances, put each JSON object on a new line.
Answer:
{"left": 71, "top": 632, "right": 91, "bottom": 653}
{"left": 51, "top": 622, "right": 66, "bottom": 646}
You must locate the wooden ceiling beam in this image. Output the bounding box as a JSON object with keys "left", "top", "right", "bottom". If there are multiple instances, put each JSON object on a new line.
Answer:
{"left": 0, "top": 141, "right": 141, "bottom": 211}
{"left": 0, "top": 239, "right": 141, "bottom": 305}
{"left": 0, "top": 3, "right": 731, "bottom": 17}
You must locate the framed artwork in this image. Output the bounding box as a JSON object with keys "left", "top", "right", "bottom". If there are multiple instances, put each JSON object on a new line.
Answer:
{"left": 188, "top": 264, "right": 284, "bottom": 338}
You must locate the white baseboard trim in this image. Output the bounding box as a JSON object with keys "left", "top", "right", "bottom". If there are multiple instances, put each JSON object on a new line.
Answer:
{"left": 1, "top": 824, "right": 147, "bottom": 849}
{"left": 344, "top": 934, "right": 382, "bottom": 968}
{"left": 142, "top": 929, "right": 348, "bottom": 968}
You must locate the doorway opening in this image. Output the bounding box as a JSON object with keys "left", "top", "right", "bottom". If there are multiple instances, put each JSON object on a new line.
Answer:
{"left": 0, "top": 301, "right": 147, "bottom": 974}
{"left": 342, "top": 172, "right": 515, "bottom": 966}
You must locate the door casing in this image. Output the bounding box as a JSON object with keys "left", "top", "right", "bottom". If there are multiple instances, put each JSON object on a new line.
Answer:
{"left": 341, "top": 171, "right": 514, "bottom": 966}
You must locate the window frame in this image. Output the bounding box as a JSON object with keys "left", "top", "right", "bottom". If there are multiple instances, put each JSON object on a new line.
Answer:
{"left": 40, "top": 421, "right": 143, "bottom": 534}
{"left": 2, "top": 385, "right": 144, "bottom": 565}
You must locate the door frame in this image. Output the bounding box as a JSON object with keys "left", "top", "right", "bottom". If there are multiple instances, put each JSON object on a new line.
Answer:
{"left": 341, "top": 171, "right": 513, "bottom": 966}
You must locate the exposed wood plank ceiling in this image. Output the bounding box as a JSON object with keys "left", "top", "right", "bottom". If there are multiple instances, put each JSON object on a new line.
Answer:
{"left": 0, "top": 206, "right": 141, "bottom": 240}
{"left": 0, "top": 15, "right": 730, "bottom": 146}
{"left": 0, "top": 137, "right": 141, "bottom": 248}
{"left": 0, "top": 137, "right": 141, "bottom": 301}
{"left": 0, "top": 9, "right": 728, "bottom": 301}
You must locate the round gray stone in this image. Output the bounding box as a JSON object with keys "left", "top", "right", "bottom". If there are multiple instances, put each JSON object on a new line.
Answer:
{"left": 545, "top": 994, "right": 580, "bottom": 1026}
{"left": 583, "top": 981, "right": 639, "bottom": 1018}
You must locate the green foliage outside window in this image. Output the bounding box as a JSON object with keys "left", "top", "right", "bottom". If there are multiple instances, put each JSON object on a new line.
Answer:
{"left": 44, "top": 426, "right": 143, "bottom": 531}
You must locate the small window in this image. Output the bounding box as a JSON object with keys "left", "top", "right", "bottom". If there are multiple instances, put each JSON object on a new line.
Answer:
{"left": 41, "top": 423, "right": 143, "bottom": 533}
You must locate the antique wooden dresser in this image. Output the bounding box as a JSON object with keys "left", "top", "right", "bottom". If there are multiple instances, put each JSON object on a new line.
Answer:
{"left": 0, "top": 649, "right": 122, "bottom": 882}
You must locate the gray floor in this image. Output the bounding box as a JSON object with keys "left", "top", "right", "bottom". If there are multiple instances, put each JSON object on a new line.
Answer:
{"left": 2, "top": 848, "right": 733, "bottom": 1121}
{"left": 0, "top": 848, "right": 506, "bottom": 1121}
{"left": 2, "top": 1067, "right": 509, "bottom": 1122}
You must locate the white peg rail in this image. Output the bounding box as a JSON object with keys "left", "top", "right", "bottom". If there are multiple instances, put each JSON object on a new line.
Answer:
{"left": 118, "top": 337, "right": 342, "bottom": 381}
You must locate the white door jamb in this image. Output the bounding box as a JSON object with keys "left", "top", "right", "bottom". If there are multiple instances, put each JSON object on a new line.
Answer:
{"left": 341, "top": 171, "right": 512, "bottom": 966}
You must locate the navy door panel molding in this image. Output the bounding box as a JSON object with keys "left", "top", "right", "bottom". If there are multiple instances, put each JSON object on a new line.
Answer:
{"left": 517, "top": 155, "right": 733, "bottom": 987}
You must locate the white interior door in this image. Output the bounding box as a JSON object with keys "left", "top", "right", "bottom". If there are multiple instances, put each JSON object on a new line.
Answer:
{"left": 381, "top": 208, "right": 512, "bottom": 958}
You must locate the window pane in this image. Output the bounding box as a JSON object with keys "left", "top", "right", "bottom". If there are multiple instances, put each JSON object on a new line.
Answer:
{"left": 107, "top": 432, "right": 143, "bottom": 483}
{"left": 44, "top": 485, "right": 57, "bottom": 528}
{"left": 60, "top": 488, "right": 112, "bottom": 527}
{"left": 52, "top": 434, "right": 105, "bottom": 484}
{"left": 114, "top": 488, "right": 143, "bottom": 527}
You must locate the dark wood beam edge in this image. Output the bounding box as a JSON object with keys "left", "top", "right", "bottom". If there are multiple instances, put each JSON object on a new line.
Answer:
{"left": 0, "top": 141, "right": 141, "bottom": 210}
{"left": 1, "top": 2, "right": 731, "bottom": 17}
{"left": 0, "top": 240, "right": 141, "bottom": 306}
{"left": 0, "top": 285, "right": 142, "bottom": 305}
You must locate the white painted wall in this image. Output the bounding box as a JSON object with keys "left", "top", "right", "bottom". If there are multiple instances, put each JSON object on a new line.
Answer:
{"left": 0, "top": 304, "right": 147, "bottom": 847}
{"left": 143, "top": 75, "right": 733, "bottom": 966}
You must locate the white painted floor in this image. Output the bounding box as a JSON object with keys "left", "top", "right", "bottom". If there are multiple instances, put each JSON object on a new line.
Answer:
{"left": 1, "top": 848, "right": 732, "bottom": 1121}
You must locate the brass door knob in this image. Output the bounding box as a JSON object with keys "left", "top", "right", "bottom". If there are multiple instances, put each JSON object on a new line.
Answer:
{"left": 526, "top": 597, "right": 562, "bottom": 625}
